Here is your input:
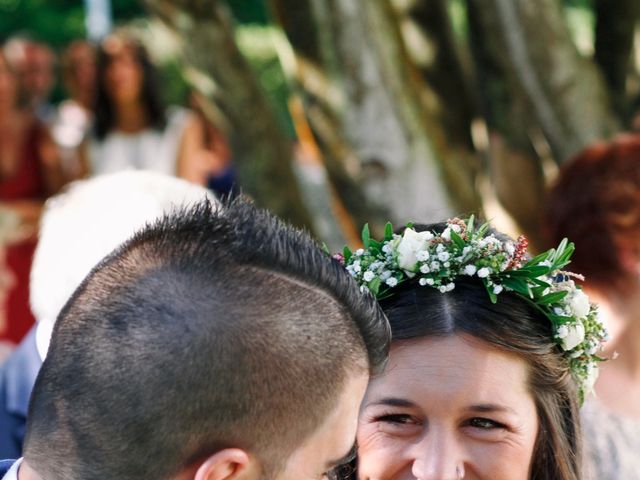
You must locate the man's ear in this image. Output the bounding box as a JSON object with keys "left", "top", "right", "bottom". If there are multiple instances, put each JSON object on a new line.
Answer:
{"left": 194, "top": 449, "right": 251, "bottom": 480}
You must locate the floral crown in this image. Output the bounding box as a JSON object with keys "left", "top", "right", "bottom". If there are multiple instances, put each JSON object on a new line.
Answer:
{"left": 336, "top": 217, "right": 608, "bottom": 403}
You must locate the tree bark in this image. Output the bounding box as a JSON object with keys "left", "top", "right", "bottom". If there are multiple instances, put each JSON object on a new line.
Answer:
{"left": 469, "top": 0, "right": 619, "bottom": 164}
{"left": 145, "top": 0, "right": 314, "bottom": 229}
{"left": 273, "top": 0, "right": 484, "bottom": 226}
{"left": 594, "top": 0, "right": 640, "bottom": 122}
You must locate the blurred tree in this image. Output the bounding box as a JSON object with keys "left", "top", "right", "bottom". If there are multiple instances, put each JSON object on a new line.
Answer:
{"left": 145, "top": 0, "right": 314, "bottom": 229}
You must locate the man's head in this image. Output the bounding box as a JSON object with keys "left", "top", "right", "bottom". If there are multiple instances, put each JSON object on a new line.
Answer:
{"left": 23, "top": 199, "right": 389, "bottom": 480}
{"left": 30, "top": 170, "right": 216, "bottom": 360}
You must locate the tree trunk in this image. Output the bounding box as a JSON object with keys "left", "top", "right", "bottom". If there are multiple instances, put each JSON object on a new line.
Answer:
{"left": 594, "top": 0, "right": 640, "bottom": 123}
{"left": 466, "top": 0, "right": 547, "bottom": 249}
{"left": 145, "top": 0, "right": 314, "bottom": 229}
{"left": 272, "top": 0, "right": 473, "bottom": 226}
{"left": 470, "top": 0, "right": 619, "bottom": 164}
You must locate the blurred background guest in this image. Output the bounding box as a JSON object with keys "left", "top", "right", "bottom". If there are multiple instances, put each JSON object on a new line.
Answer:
{"left": 51, "top": 40, "right": 96, "bottom": 179}
{"left": 545, "top": 134, "right": 640, "bottom": 480}
{"left": 0, "top": 46, "right": 64, "bottom": 345}
{"left": 0, "top": 170, "right": 216, "bottom": 458}
{"left": 84, "top": 33, "right": 215, "bottom": 186}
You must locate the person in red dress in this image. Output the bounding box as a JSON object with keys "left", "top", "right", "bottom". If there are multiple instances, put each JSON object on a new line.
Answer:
{"left": 0, "top": 48, "right": 64, "bottom": 345}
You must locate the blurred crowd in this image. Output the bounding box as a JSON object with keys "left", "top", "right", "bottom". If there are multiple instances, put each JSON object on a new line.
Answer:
{"left": 0, "top": 33, "right": 235, "bottom": 349}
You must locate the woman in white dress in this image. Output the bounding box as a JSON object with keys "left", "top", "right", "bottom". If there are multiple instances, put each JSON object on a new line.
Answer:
{"left": 83, "top": 33, "right": 214, "bottom": 186}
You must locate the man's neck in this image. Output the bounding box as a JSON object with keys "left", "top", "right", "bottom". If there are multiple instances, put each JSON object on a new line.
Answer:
{"left": 17, "top": 460, "right": 43, "bottom": 480}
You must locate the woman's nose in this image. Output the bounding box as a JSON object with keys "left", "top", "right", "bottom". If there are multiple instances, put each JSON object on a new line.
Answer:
{"left": 410, "top": 429, "right": 465, "bottom": 480}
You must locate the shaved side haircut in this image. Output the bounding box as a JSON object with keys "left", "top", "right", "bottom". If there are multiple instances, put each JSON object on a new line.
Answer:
{"left": 23, "top": 199, "right": 389, "bottom": 480}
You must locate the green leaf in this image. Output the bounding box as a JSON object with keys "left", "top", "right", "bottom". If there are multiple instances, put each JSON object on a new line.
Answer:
{"left": 384, "top": 222, "right": 394, "bottom": 241}
{"left": 483, "top": 280, "right": 498, "bottom": 304}
{"left": 321, "top": 242, "right": 330, "bottom": 255}
{"left": 536, "top": 290, "right": 569, "bottom": 305}
{"left": 450, "top": 229, "right": 466, "bottom": 249}
{"left": 369, "top": 277, "right": 381, "bottom": 296}
{"left": 361, "top": 224, "right": 371, "bottom": 249}
{"left": 503, "top": 277, "right": 531, "bottom": 296}
{"left": 476, "top": 222, "right": 490, "bottom": 238}
{"left": 466, "top": 215, "right": 475, "bottom": 235}
{"left": 343, "top": 246, "right": 352, "bottom": 262}
{"left": 524, "top": 251, "right": 551, "bottom": 267}
{"left": 550, "top": 238, "right": 569, "bottom": 263}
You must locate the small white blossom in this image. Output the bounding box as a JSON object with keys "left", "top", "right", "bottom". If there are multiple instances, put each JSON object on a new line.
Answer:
{"left": 441, "top": 228, "right": 452, "bottom": 241}
{"left": 439, "top": 285, "right": 448, "bottom": 293}
{"left": 352, "top": 262, "right": 362, "bottom": 273}
{"left": 443, "top": 262, "right": 451, "bottom": 268}
{"left": 505, "top": 242, "right": 515, "bottom": 256}
{"left": 567, "top": 290, "right": 591, "bottom": 319}
{"left": 382, "top": 244, "right": 392, "bottom": 254}
{"left": 436, "top": 244, "right": 445, "bottom": 253}
{"left": 559, "top": 322, "right": 586, "bottom": 351}
{"left": 556, "top": 325, "right": 569, "bottom": 339}
{"left": 464, "top": 265, "right": 477, "bottom": 276}
{"left": 420, "top": 264, "right": 431, "bottom": 274}
{"left": 360, "top": 285, "right": 369, "bottom": 293}
{"left": 583, "top": 363, "right": 599, "bottom": 394}
{"left": 437, "top": 251, "right": 450, "bottom": 262}
{"left": 426, "top": 278, "right": 435, "bottom": 286}
{"left": 449, "top": 224, "right": 462, "bottom": 233}
{"left": 430, "top": 261, "right": 441, "bottom": 271}
{"left": 493, "top": 285, "right": 504, "bottom": 295}
{"left": 363, "top": 271, "right": 375, "bottom": 282}
{"left": 416, "top": 250, "right": 430, "bottom": 262}
{"left": 386, "top": 277, "right": 398, "bottom": 287}
{"left": 380, "top": 270, "right": 392, "bottom": 281}
{"left": 462, "top": 246, "right": 472, "bottom": 256}
{"left": 419, "top": 278, "right": 429, "bottom": 286}
{"left": 570, "top": 349, "right": 584, "bottom": 358}
{"left": 445, "top": 282, "right": 455, "bottom": 292}
{"left": 355, "top": 248, "right": 364, "bottom": 256}
{"left": 477, "top": 267, "right": 491, "bottom": 278}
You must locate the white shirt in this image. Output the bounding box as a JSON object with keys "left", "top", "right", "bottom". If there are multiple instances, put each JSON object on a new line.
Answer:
{"left": 88, "top": 107, "right": 191, "bottom": 177}
{"left": 2, "top": 458, "right": 22, "bottom": 480}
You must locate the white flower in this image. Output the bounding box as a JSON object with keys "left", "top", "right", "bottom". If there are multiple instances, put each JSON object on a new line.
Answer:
{"left": 449, "top": 224, "right": 462, "bottom": 233}
{"left": 462, "top": 246, "right": 472, "bottom": 256}
{"left": 570, "top": 349, "right": 584, "bottom": 358}
{"left": 355, "top": 248, "right": 364, "bottom": 256}
{"left": 380, "top": 270, "right": 392, "bottom": 281}
{"left": 559, "top": 322, "right": 586, "bottom": 351}
{"left": 352, "top": 261, "right": 362, "bottom": 273}
{"left": 382, "top": 243, "right": 392, "bottom": 254}
{"left": 363, "top": 271, "right": 375, "bottom": 282}
{"left": 583, "top": 363, "right": 599, "bottom": 394}
{"left": 419, "top": 264, "right": 431, "bottom": 274}
{"left": 567, "top": 289, "right": 591, "bottom": 319}
{"left": 493, "top": 285, "right": 504, "bottom": 295}
{"left": 505, "top": 242, "right": 515, "bottom": 256}
{"left": 442, "top": 228, "right": 452, "bottom": 241}
{"left": 443, "top": 262, "right": 451, "bottom": 268}
{"left": 556, "top": 325, "right": 569, "bottom": 339}
{"left": 426, "top": 278, "right": 435, "bottom": 285}
{"left": 437, "top": 251, "right": 450, "bottom": 262}
{"left": 430, "top": 261, "right": 441, "bottom": 271}
{"left": 360, "top": 285, "right": 369, "bottom": 293}
{"left": 386, "top": 277, "right": 398, "bottom": 287}
{"left": 436, "top": 244, "right": 445, "bottom": 253}
{"left": 419, "top": 278, "right": 428, "bottom": 286}
{"left": 477, "top": 267, "right": 490, "bottom": 278}
{"left": 464, "top": 265, "right": 477, "bottom": 276}
{"left": 445, "top": 282, "right": 455, "bottom": 292}
{"left": 397, "top": 228, "right": 432, "bottom": 272}
{"left": 416, "top": 250, "right": 430, "bottom": 262}
{"left": 439, "top": 285, "right": 448, "bottom": 293}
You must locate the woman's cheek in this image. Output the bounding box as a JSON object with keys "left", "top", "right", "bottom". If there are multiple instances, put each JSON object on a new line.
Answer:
{"left": 357, "top": 424, "right": 411, "bottom": 480}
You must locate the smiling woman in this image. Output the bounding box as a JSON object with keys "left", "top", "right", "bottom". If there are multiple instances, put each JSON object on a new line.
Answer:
{"left": 340, "top": 220, "right": 589, "bottom": 480}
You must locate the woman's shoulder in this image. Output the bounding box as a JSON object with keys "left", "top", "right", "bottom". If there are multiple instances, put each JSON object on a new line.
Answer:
{"left": 581, "top": 399, "right": 640, "bottom": 480}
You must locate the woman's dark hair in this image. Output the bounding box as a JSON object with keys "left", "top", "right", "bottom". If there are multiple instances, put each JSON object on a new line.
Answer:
{"left": 342, "top": 223, "right": 581, "bottom": 480}
{"left": 93, "top": 34, "right": 166, "bottom": 140}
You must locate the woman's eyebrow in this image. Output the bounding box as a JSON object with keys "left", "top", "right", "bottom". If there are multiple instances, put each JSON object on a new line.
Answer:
{"left": 367, "top": 397, "right": 417, "bottom": 408}
{"left": 466, "top": 403, "right": 516, "bottom": 414}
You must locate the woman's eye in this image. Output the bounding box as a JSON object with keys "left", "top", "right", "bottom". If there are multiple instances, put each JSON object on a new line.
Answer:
{"left": 467, "top": 417, "right": 505, "bottom": 430}
{"left": 377, "top": 413, "right": 416, "bottom": 425}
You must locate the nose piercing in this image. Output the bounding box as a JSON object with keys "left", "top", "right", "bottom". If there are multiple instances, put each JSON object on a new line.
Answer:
{"left": 456, "top": 464, "right": 465, "bottom": 479}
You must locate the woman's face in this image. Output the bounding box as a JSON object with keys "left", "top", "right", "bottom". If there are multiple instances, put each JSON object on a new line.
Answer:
{"left": 357, "top": 335, "right": 539, "bottom": 480}
{"left": 103, "top": 44, "right": 143, "bottom": 106}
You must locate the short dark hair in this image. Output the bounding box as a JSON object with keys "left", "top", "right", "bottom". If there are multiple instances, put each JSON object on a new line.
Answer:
{"left": 367, "top": 223, "right": 581, "bottom": 480}
{"left": 23, "top": 198, "right": 389, "bottom": 480}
